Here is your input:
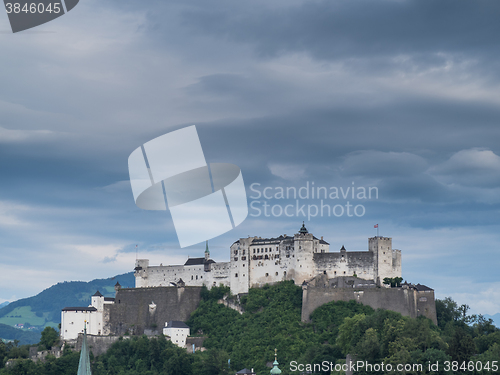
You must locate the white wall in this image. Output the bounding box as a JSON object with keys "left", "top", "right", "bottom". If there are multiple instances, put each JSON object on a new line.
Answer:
{"left": 163, "top": 326, "right": 190, "bottom": 347}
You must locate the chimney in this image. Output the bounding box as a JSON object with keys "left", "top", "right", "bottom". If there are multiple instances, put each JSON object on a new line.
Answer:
{"left": 321, "top": 236, "right": 323, "bottom": 240}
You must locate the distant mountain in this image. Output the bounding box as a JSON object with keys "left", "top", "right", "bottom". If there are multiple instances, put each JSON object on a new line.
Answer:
{"left": 484, "top": 313, "right": 500, "bottom": 328}
{"left": 0, "top": 302, "right": 9, "bottom": 309}
{"left": 0, "top": 272, "right": 134, "bottom": 339}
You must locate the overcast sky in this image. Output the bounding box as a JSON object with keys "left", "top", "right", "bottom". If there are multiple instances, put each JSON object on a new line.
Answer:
{"left": 1, "top": 0, "right": 500, "bottom": 316}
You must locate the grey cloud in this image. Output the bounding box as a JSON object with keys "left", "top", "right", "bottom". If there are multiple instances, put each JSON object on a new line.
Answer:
{"left": 180, "top": 0, "right": 500, "bottom": 61}
{"left": 429, "top": 148, "right": 500, "bottom": 188}
{"left": 340, "top": 151, "right": 428, "bottom": 178}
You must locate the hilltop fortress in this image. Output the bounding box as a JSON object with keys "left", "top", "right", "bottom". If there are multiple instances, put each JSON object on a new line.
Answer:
{"left": 134, "top": 223, "right": 402, "bottom": 294}
{"left": 61, "top": 224, "right": 436, "bottom": 345}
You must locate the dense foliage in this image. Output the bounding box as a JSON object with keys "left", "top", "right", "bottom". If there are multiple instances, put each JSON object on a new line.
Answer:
{"left": 0, "top": 282, "right": 499, "bottom": 375}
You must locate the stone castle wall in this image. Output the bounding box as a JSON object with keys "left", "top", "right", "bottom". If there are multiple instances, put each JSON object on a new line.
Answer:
{"left": 301, "top": 278, "right": 437, "bottom": 325}
{"left": 105, "top": 286, "right": 202, "bottom": 336}
{"left": 135, "top": 259, "right": 230, "bottom": 289}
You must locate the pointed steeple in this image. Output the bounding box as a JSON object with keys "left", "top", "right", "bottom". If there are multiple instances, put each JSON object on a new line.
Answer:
{"left": 270, "top": 348, "right": 282, "bottom": 374}
{"left": 77, "top": 322, "right": 92, "bottom": 375}
{"left": 205, "top": 240, "right": 210, "bottom": 261}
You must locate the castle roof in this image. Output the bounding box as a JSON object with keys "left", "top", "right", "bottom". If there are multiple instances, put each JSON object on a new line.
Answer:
{"left": 93, "top": 291, "right": 103, "bottom": 297}
{"left": 252, "top": 235, "right": 293, "bottom": 244}
{"left": 184, "top": 257, "right": 215, "bottom": 266}
{"left": 415, "top": 284, "right": 433, "bottom": 292}
{"left": 299, "top": 222, "right": 308, "bottom": 234}
{"left": 104, "top": 297, "right": 115, "bottom": 302}
{"left": 165, "top": 321, "right": 189, "bottom": 329}
{"left": 62, "top": 307, "right": 97, "bottom": 312}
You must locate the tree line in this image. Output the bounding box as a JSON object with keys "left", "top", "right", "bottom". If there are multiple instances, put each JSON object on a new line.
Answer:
{"left": 0, "top": 281, "right": 499, "bottom": 374}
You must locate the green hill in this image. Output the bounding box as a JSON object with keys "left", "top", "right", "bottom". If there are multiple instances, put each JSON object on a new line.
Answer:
{"left": 1, "top": 282, "right": 499, "bottom": 374}
{"left": 0, "top": 323, "right": 41, "bottom": 346}
{"left": 0, "top": 272, "right": 134, "bottom": 342}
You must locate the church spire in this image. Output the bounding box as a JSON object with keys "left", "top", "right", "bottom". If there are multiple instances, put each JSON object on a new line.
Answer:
{"left": 77, "top": 322, "right": 92, "bottom": 375}
{"left": 270, "top": 348, "right": 282, "bottom": 374}
{"left": 205, "top": 240, "right": 210, "bottom": 261}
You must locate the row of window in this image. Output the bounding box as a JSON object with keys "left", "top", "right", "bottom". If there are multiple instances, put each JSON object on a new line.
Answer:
{"left": 252, "top": 247, "right": 279, "bottom": 254}
{"left": 234, "top": 271, "right": 287, "bottom": 278}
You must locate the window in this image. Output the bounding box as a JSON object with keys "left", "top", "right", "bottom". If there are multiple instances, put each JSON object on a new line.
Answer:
{"left": 253, "top": 249, "right": 255, "bottom": 254}
{"left": 235, "top": 273, "right": 238, "bottom": 277}
{"left": 266, "top": 273, "right": 269, "bottom": 277}
{"left": 276, "top": 272, "right": 278, "bottom": 276}
{"left": 323, "top": 271, "right": 326, "bottom": 275}
{"left": 196, "top": 275, "right": 198, "bottom": 280}
{"left": 191, "top": 275, "right": 193, "bottom": 280}
{"left": 284, "top": 271, "right": 286, "bottom": 276}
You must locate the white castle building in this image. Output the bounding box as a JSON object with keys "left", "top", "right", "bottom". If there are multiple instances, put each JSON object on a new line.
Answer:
{"left": 134, "top": 223, "right": 402, "bottom": 295}
{"left": 61, "top": 290, "right": 116, "bottom": 340}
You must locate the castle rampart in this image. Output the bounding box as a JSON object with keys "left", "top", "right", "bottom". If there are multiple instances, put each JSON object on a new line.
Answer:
{"left": 105, "top": 286, "right": 202, "bottom": 336}
{"left": 301, "top": 275, "right": 437, "bottom": 324}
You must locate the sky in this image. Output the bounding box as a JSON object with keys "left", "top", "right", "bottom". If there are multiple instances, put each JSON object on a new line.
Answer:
{"left": 0, "top": 0, "right": 500, "bottom": 316}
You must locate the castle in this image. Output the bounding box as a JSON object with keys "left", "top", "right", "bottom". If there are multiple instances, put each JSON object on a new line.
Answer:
{"left": 61, "top": 224, "right": 436, "bottom": 344}
{"left": 134, "top": 223, "right": 402, "bottom": 295}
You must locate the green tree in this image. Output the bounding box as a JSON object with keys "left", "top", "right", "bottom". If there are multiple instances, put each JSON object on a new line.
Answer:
{"left": 39, "top": 327, "right": 59, "bottom": 350}
{"left": 447, "top": 327, "right": 476, "bottom": 364}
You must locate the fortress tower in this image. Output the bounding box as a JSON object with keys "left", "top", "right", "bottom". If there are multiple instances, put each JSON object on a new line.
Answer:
{"left": 369, "top": 236, "right": 402, "bottom": 285}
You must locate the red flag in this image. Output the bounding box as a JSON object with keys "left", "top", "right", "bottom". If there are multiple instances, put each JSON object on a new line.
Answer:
{"left": 374, "top": 224, "right": 378, "bottom": 228}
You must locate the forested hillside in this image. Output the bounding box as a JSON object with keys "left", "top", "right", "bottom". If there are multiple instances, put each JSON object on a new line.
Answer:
{"left": 1, "top": 281, "right": 499, "bottom": 375}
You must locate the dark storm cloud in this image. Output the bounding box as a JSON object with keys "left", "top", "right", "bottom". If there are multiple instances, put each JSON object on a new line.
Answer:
{"left": 2, "top": 0, "right": 500, "bottom": 311}
{"left": 179, "top": 0, "right": 500, "bottom": 61}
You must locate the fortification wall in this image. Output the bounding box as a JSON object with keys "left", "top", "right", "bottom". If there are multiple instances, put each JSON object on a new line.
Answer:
{"left": 302, "top": 285, "right": 437, "bottom": 325}
{"left": 106, "top": 286, "right": 202, "bottom": 336}
{"left": 135, "top": 262, "right": 230, "bottom": 288}
{"left": 73, "top": 334, "right": 127, "bottom": 357}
